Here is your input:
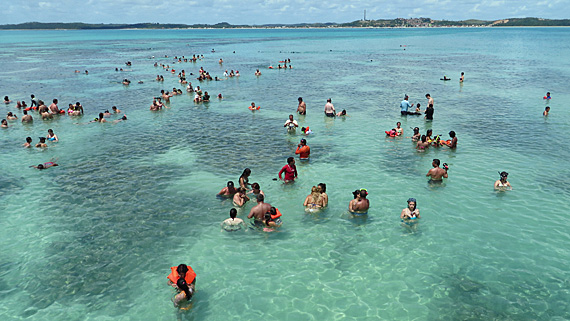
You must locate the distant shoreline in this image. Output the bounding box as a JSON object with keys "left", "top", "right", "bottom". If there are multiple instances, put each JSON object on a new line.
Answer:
{"left": 2, "top": 17, "right": 570, "bottom": 30}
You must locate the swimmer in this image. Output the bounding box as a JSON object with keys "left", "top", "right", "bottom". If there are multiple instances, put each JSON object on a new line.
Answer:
{"left": 217, "top": 181, "right": 238, "bottom": 197}
{"left": 47, "top": 129, "right": 58, "bottom": 142}
{"left": 284, "top": 114, "right": 298, "bottom": 129}
{"left": 98, "top": 113, "right": 107, "bottom": 123}
{"left": 217, "top": 93, "right": 223, "bottom": 99}
{"left": 318, "top": 183, "right": 328, "bottom": 207}
{"left": 21, "top": 110, "right": 33, "bottom": 123}
{"left": 255, "top": 69, "right": 262, "bottom": 76}
{"left": 416, "top": 135, "right": 429, "bottom": 151}
{"left": 410, "top": 127, "right": 421, "bottom": 141}
{"left": 543, "top": 106, "right": 550, "bottom": 116}
{"left": 544, "top": 92, "right": 551, "bottom": 100}
{"left": 103, "top": 110, "right": 111, "bottom": 117}
{"left": 4, "top": 96, "right": 11, "bottom": 104}
{"left": 1, "top": 119, "right": 8, "bottom": 128}
{"left": 426, "top": 159, "right": 448, "bottom": 183}
{"left": 349, "top": 189, "right": 369, "bottom": 214}
{"left": 415, "top": 103, "right": 421, "bottom": 112}
{"left": 395, "top": 122, "right": 403, "bottom": 136}
{"left": 112, "top": 115, "right": 128, "bottom": 124}
{"left": 233, "top": 187, "right": 250, "bottom": 207}
{"left": 278, "top": 157, "right": 297, "bottom": 182}
{"left": 445, "top": 131, "right": 457, "bottom": 148}
{"left": 494, "top": 171, "right": 512, "bottom": 190}
{"left": 35, "top": 137, "right": 48, "bottom": 148}
{"left": 303, "top": 186, "right": 324, "bottom": 210}
{"left": 295, "top": 139, "right": 310, "bottom": 160}
{"left": 400, "top": 95, "right": 412, "bottom": 115}
{"left": 297, "top": 97, "right": 306, "bottom": 115}
{"left": 122, "top": 79, "right": 131, "bottom": 85}
{"left": 239, "top": 168, "right": 251, "bottom": 189}
{"left": 459, "top": 72, "right": 465, "bottom": 83}
{"left": 249, "top": 102, "right": 259, "bottom": 111}
{"left": 324, "top": 98, "right": 336, "bottom": 117}
{"left": 247, "top": 182, "right": 265, "bottom": 197}
{"left": 300, "top": 127, "right": 313, "bottom": 135}
{"left": 336, "top": 109, "right": 347, "bottom": 117}
{"left": 23, "top": 137, "right": 32, "bottom": 148}
{"left": 49, "top": 99, "right": 60, "bottom": 114}
{"left": 400, "top": 198, "right": 420, "bottom": 220}
{"left": 263, "top": 210, "right": 282, "bottom": 232}
{"left": 112, "top": 106, "right": 121, "bottom": 113}
{"left": 219, "top": 58, "right": 223, "bottom": 64}
{"left": 441, "top": 75, "right": 450, "bottom": 81}
{"left": 221, "top": 208, "right": 246, "bottom": 232}
{"left": 248, "top": 194, "right": 272, "bottom": 222}
{"left": 30, "top": 161, "right": 58, "bottom": 169}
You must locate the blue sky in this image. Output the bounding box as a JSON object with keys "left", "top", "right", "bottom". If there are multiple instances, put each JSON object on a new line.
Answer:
{"left": 4, "top": 0, "right": 569, "bottom": 25}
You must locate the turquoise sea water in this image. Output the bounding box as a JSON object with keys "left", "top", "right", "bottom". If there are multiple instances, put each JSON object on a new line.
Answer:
{"left": 1, "top": 28, "right": 569, "bottom": 320}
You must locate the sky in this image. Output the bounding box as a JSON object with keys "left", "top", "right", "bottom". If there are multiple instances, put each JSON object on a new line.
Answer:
{"left": 3, "top": 0, "right": 569, "bottom": 25}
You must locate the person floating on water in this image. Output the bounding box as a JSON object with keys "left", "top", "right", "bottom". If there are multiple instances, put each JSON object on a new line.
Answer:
{"left": 30, "top": 161, "right": 58, "bottom": 170}
{"left": 426, "top": 159, "right": 448, "bottom": 184}
{"left": 324, "top": 98, "right": 336, "bottom": 117}
{"left": 336, "top": 109, "right": 347, "bottom": 117}
{"left": 167, "top": 264, "right": 196, "bottom": 309}
{"left": 441, "top": 75, "right": 451, "bottom": 81}
{"left": 494, "top": 171, "right": 512, "bottom": 190}
{"left": 401, "top": 198, "right": 420, "bottom": 221}
{"left": 221, "top": 208, "right": 246, "bottom": 232}
{"left": 543, "top": 106, "right": 550, "bottom": 116}
{"left": 301, "top": 127, "right": 313, "bottom": 135}
{"left": 295, "top": 138, "right": 310, "bottom": 160}
{"left": 349, "top": 189, "right": 369, "bottom": 215}
{"left": 284, "top": 114, "right": 299, "bottom": 130}
{"left": 544, "top": 92, "right": 551, "bottom": 100}
{"left": 249, "top": 102, "right": 260, "bottom": 111}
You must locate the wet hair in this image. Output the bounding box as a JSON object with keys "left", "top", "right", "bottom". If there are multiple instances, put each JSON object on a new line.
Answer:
{"left": 301, "top": 127, "right": 306, "bottom": 131}
{"left": 327, "top": 98, "right": 332, "bottom": 102}
{"left": 53, "top": 99, "right": 58, "bottom": 103}
{"left": 227, "top": 181, "right": 234, "bottom": 188}
{"left": 449, "top": 131, "right": 456, "bottom": 138}
{"left": 230, "top": 208, "right": 237, "bottom": 219}
{"left": 407, "top": 198, "right": 417, "bottom": 211}
{"left": 310, "top": 186, "right": 321, "bottom": 203}
{"left": 251, "top": 182, "right": 260, "bottom": 190}
{"left": 23, "top": 110, "right": 28, "bottom": 115}
{"left": 426, "top": 129, "right": 432, "bottom": 136}
{"left": 48, "top": 129, "right": 53, "bottom": 134}
{"left": 429, "top": 104, "right": 433, "bottom": 108}
{"left": 112, "top": 106, "right": 117, "bottom": 110}
{"left": 416, "top": 103, "right": 421, "bottom": 108}
{"left": 37, "top": 164, "right": 45, "bottom": 169}
{"left": 433, "top": 159, "right": 441, "bottom": 166}
{"left": 176, "top": 264, "right": 189, "bottom": 276}
{"left": 545, "top": 106, "right": 550, "bottom": 110}
{"left": 176, "top": 278, "right": 192, "bottom": 301}
{"left": 341, "top": 109, "right": 346, "bottom": 115}
{"left": 352, "top": 190, "right": 360, "bottom": 199}
{"left": 421, "top": 135, "right": 426, "bottom": 143}
{"left": 26, "top": 137, "right": 32, "bottom": 143}
{"left": 4, "top": 96, "right": 8, "bottom": 101}
{"left": 359, "top": 190, "right": 368, "bottom": 198}
{"left": 425, "top": 93, "right": 430, "bottom": 98}
{"left": 396, "top": 122, "right": 401, "bottom": 126}
{"left": 98, "top": 113, "right": 104, "bottom": 119}
{"left": 413, "top": 127, "right": 419, "bottom": 134}
{"left": 318, "top": 183, "right": 326, "bottom": 193}
{"left": 238, "top": 187, "right": 246, "bottom": 194}
{"left": 264, "top": 212, "right": 273, "bottom": 225}
{"left": 300, "top": 138, "right": 307, "bottom": 144}
{"left": 257, "top": 194, "right": 265, "bottom": 202}
{"left": 298, "top": 97, "right": 303, "bottom": 102}
{"left": 499, "top": 171, "right": 509, "bottom": 179}
{"left": 287, "top": 157, "right": 295, "bottom": 165}
{"left": 39, "top": 137, "right": 46, "bottom": 143}
{"left": 241, "top": 168, "right": 251, "bottom": 177}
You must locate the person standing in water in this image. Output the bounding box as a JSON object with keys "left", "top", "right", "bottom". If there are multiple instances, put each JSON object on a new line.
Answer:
{"left": 349, "top": 189, "right": 369, "bottom": 214}
{"left": 400, "top": 95, "right": 412, "bottom": 116}
{"left": 221, "top": 208, "right": 246, "bottom": 232}
{"left": 239, "top": 168, "right": 251, "bottom": 189}
{"left": 297, "top": 97, "right": 306, "bottom": 115}
{"left": 278, "top": 157, "right": 297, "bottom": 182}
{"left": 494, "top": 171, "right": 512, "bottom": 190}
{"left": 295, "top": 138, "right": 310, "bottom": 160}
{"left": 445, "top": 131, "right": 457, "bottom": 148}
{"left": 543, "top": 106, "right": 550, "bottom": 116}
{"left": 426, "top": 159, "right": 448, "bottom": 183}
{"left": 400, "top": 198, "right": 420, "bottom": 221}
{"left": 459, "top": 72, "right": 465, "bottom": 83}
{"left": 324, "top": 98, "right": 336, "bottom": 117}
{"left": 284, "top": 114, "right": 299, "bottom": 130}
{"left": 425, "top": 93, "right": 434, "bottom": 107}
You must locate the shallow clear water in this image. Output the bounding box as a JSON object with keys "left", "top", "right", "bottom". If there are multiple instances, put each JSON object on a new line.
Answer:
{"left": 1, "top": 28, "right": 569, "bottom": 320}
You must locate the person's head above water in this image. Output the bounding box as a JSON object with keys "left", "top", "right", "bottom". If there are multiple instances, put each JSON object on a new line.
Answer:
{"left": 289, "top": 114, "right": 294, "bottom": 121}
{"left": 449, "top": 131, "right": 456, "bottom": 138}
{"left": 327, "top": 98, "right": 332, "bottom": 103}
{"left": 407, "top": 198, "right": 417, "bottom": 211}
{"left": 318, "top": 183, "right": 326, "bottom": 193}
{"left": 352, "top": 189, "right": 360, "bottom": 199}
{"left": 227, "top": 181, "right": 234, "bottom": 188}
{"left": 426, "top": 129, "right": 433, "bottom": 136}
{"left": 241, "top": 168, "right": 251, "bottom": 177}
{"left": 359, "top": 189, "right": 368, "bottom": 198}
{"left": 396, "top": 122, "right": 401, "bottom": 127}
{"left": 251, "top": 182, "right": 260, "bottom": 190}
{"left": 176, "top": 264, "right": 189, "bottom": 276}
{"left": 341, "top": 109, "right": 346, "bottom": 115}
{"left": 230, "top": 208, "right": 237, "bottom": 219}
{"left": 545, "top": 106, "right": 550, "bottom": 111}
{"left": 300, "top": 138, "right": 307, "bottom": 145}
{"left": 499, "top": 171, "right": 508, "bottom": 180}
{"left": 287, "top": 157, "right": 295, "bottom": 165}
{"left": 257, "top": 194, "right": 265, "bottom": 203}
{"left": 413, "top": 127, "right": 419, "bottom": 134}
{"left": 176, "top": 278, "right": 192, "bottom": 301}
{"left": 433, "top": 158, "right": 441, "bottom": 166}
{"left": 425, "top": 93, "right": 431, "bottom": 98}
{"left": 298, "top": 97, "right": 303, "bottom": 102}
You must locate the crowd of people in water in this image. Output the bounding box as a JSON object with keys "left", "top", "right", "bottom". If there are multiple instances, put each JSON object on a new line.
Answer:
{"left": 4, "top": 52, "right": 527, "bottom": 311}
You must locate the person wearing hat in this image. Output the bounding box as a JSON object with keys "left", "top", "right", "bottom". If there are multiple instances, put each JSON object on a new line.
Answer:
{"left": 295, "top": 138, "right": 310, "bottom": 160}
{"left": 494, "top": 172, "right": 512, "bottom": 190}
{"left": 401, "top": 198, "right": 420, "bottom": 221}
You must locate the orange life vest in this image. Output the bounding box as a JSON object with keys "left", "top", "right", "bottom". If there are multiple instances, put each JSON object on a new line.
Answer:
{"left": 167, "top": 266, "right": 196, "bottom": 284}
